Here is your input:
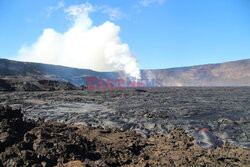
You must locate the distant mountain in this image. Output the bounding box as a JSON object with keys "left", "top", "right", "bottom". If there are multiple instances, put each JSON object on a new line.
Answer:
{"left": 0, "top": 58, "right": 120, "bottom": 86}
{"left": 0, "top": 58, "right": 249, "bottom": 86}
{"left": 141, "top": 59, "right": 250, "bottom": 86}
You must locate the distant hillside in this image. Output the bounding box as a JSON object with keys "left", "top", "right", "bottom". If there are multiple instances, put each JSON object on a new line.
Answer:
{"left": 0, "top": 58, "right": 120, "bottom": 86}
{"left": 0, "top": 58, "right": 249, "bottom": 86}
{"left": 141, "top": 59, "right": 250, "bottom": 86}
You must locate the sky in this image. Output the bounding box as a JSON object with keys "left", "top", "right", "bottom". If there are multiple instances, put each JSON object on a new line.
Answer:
{"left": 0, "top": 0, "right": 250, "bottom": 73}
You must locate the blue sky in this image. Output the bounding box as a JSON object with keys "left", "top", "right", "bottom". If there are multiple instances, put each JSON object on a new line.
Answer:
{"left": 0, "top": 0, "right": 250, "bottom": 70}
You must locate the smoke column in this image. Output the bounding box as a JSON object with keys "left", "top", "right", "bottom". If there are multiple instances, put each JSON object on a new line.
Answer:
{"left": 16, "top": 3, "right": 141, "bottom": 78}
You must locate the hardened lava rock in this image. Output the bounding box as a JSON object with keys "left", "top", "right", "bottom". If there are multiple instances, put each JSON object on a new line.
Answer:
{"left": 0, "top": 106, "right": 34, "bottom": 152}
{"left": 0, "top": 105, "right": 249, "bottom": 166}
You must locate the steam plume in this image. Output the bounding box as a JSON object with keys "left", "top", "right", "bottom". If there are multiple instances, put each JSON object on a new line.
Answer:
{"left": 16, "top": 3, "right": 141, "bottom": 78}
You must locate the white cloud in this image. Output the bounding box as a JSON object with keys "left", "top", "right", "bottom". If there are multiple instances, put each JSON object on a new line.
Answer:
{"left": 140, "top": 0, "right": 165, "bottom": 6}
{"left": 47, "top": 1, "right": 64, "bottom": 16}
{"left": 101, "top": 7, "right": 122, "bottom": 20}
{"left": 64, "top": 3, "right": 123, "bottom": 21}
{"left": 16, "top": 3, "right": 141, "bottom": 78}
{"left": 64, "top": 3, "right": 94, "bottom": 16}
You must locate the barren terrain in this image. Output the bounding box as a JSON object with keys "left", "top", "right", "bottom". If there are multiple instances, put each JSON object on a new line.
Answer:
{"left": 0, "top": 87, "right": 249, "bottom": 166}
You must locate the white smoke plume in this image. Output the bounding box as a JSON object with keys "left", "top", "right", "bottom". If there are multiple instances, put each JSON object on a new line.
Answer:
{"left": 16, "top": 3, "right": 141, "bottom": 78}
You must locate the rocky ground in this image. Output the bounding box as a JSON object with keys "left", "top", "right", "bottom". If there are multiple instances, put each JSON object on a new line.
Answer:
{"left": 0, "top": 78, "right": 83, "bottom": 91}
{"left": 0, "top": 106, "right": 249, "bottom": 166}
{"left": 0, "top": 87, "right": 249, "bottom": 166}
{"left": 0, "top": 87, "right": 249, "bottom": 148}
